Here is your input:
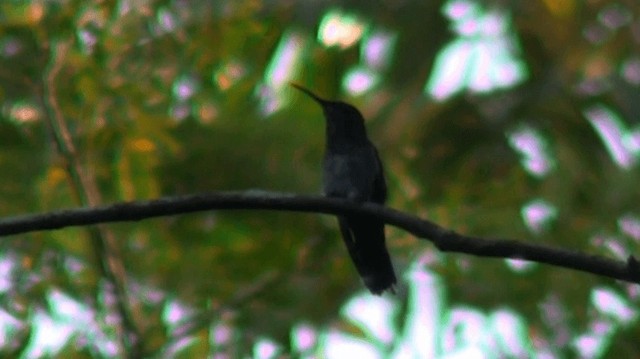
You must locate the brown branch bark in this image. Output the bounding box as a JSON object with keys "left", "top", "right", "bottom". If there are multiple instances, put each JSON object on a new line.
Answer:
{"left": 0, "top": 191, "right": 638, "bottom": 285}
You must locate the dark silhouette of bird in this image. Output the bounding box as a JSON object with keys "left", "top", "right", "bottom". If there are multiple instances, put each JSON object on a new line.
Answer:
{"left": 291, "top": 83, "right": 396, "bottom": 294}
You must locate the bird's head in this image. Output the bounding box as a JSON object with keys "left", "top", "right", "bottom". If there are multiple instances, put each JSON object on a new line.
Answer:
{"left": 290, "top": 83, "right": 368, "bottom": 147}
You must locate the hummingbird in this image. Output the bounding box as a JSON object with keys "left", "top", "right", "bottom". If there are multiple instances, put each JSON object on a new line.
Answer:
{"left": 291, "top": 83, "right": 396, "bottom": 294}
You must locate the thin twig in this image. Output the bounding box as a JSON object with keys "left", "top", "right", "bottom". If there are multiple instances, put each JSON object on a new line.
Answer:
{"left": 37, "top": 39, "right": 143, "bottom": 357}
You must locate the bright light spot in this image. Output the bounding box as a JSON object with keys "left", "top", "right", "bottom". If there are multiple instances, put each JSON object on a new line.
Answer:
{"left": 468, "top": 43, "right": 493, "bottom": 92}
{"left": 23, "top": 312, "right": 70, "bottom": 358}
{"left": 172, "top": 75, "right": 198, "bottom": 101}
{"left": 164, "top": 337, "right": 197, "bottom": 358}
{"left": 0, "top": 255, "right": 16, "bottom": 293}
{"left": 44, "top": 289, "right": 122, "bottom": 357}
{"left": 362, "top": 31, "right": 395, "bottom": 70}
{"left": 344, "top": 67, "right": 378, "bottom": 95}
{"left": 131, "top": 281, "right": 165, "bottom": 305}
{"left": 573, "top": 333, "right": 607, "bottom": 359}
{"left": 198, "top": 102, "right": 219, "bottom": 124}
{"left": 482, "top": 40, "right": 527, "bottom": 88}
{"left": 573, "top": 318, "right": 615, "bottom": 358}
{"left": 623, "top": 126, "right": 640, "bottom": 155}
{"left": 584, "top": 104, "right": 634, "bottom": 168}
{"left": 157, "top": 7, "right": 177, "bottom": 32}
{"left": 505, "top": 258, "right": 536, "bottom": 272}
{"left": 24, "top": 299, "right": 92, "bottom": 359}
{"left": 253, "top": 337, "right": 281, "bottom": 359}
{"left": 25, "top": 3, "right": 44, "bottom": 24}
{"left": 443, "top": 347, "right": 486, "bottom": 359}
{"left": 479, "top": 12, "right": 505, "bottom": 36}
{"left": 261, "top": 31, "right": 306, "bottom": 115}
{"left": 49, "top": 290, "right": 92, "bottom": 323}
{"left": 426, "top": 40, "right": 473, "bottom": 100}
{"left": 64, "top": 256, "right": 85, "bottom": 275}
{"left": 268, "top": 33, "right": 303, "bottom": 87}
{"left": 591, "top": 233, "right": 627, "bottom": 260}
{"left": 131, "top": 137, "right": 155, "bottom": 152}
{"left": 508, "top": 126, "right": 555, "bottom": 176}
{"left": 575, "top": 76, "right": 608, "bottom": 96}
{"left": 426, "top": 2, "right": 527, "bottom": 100}
{"left": 9, "top": 102, "right": 40, "bottom": 123}
{"left": 318, "top": 10, "right": 366, "bottom": 49}
{"left": 1, "top": 37, "right": 22, "bottom": 57}
{"left": 77, "top": 29, "right": 98, "bottom": 53}
{"left": 621, "top": 57, "right": 640, "bottom": 85}
{"left": 342, "top": 294, "right": 396, "bottom": 344}
{"left": 170, "top": 103, "right": 191, "bottom": 121}
{"left": 291, "top": 323, "right": 316, "bottom": 352}
{"left": 538, "top": 294, "right": 569, "bottom": 343}
{"left": 443, "top": 0, "right": 480, "bottom": 21}
{"left": 521, "top": 199, "right": 557, "bottom": 233}
{"left": 467, "top": 37, "right": 526, "bottom": 92}
{"left": 455, "top": 18, "right": 479, "bottom": 37}
{"left": 583, "top": 23, "right": 609, "bottom": 45}
{"left": 598, "top": 3, "right": 632, "bottom": 29}
{"left": 618, "top": 214, "right": 640, "bottom": 241}
{"left": 393, "top": 263, "right": 440, "bottom": 358}
{"left": 213, "top": 61, "right": 246, "bottom": 90}
{"left": 604, "top": 237, "right": 627, "bottom": 259}
{"left": 163, "top": 299, "right": 190, "bottom": 326}
{"left": 591, "top": 287, "right": 637, "bottom": 324}
{"left": 212, "top": 323, "right": 232, "bottom": 345}
{"left": 442, "top": 307, "right": 488, "bottom": 353}
{"left": 489, "top": 310, "right": 531, "bottom": 357}
{"left": 321, "top": 330, "right": 378, "bottom": 359}
{"left": 592, "top": 319, "right": 614, "bottom": 335}
{"left": 116, "top": 0, "right": 133, "bottom": 15}
{"left": 0, "top": 309, "right": 22, "bottom": 347}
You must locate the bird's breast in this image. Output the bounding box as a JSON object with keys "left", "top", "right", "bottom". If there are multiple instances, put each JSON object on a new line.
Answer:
{"left": 322, "top": 146, "right": 379, "bottom": 201}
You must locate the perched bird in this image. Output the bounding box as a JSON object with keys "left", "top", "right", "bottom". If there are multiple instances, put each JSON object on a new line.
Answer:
{"left": 291, "top": 83, "right": 396, "bottom": 294}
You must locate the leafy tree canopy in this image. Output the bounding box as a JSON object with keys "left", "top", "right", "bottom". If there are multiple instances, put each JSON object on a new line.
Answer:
{"left": 0, "top": 0, "right": 638, "bottom": 357}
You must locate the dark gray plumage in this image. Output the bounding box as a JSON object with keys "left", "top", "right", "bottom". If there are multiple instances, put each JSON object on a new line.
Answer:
{"left": 291, "top": 83, "right": 396, "bottom": 294}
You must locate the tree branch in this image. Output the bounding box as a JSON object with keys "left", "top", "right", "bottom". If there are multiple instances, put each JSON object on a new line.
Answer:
{"left": 1, "top": 191, "right": 638, "bottom": 284}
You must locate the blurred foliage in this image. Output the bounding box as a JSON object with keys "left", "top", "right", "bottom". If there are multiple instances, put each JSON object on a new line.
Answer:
{"left": 0, "top": 0, "right": 639, "bottom": 357}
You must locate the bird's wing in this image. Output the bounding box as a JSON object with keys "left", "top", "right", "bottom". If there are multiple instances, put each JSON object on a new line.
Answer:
{"left": 370, "top": 147, "right": 387, "bottom": 204}
{"left": 338, "top": 216, "right": 365, "bottom": 268}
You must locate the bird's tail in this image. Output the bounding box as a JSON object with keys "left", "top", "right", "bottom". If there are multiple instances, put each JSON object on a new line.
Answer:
{"left": 339, "top": 216, "right": 397, "bottom": 294}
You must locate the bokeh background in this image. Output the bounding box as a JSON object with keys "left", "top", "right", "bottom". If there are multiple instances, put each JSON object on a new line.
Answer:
{"left": 1, "top": 0, "right": 639, "bottom": 357}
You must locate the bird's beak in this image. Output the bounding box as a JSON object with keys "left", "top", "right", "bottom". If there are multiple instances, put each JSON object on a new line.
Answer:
{"left": 289, "top": 82, "right": 328, "bottom": 105}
